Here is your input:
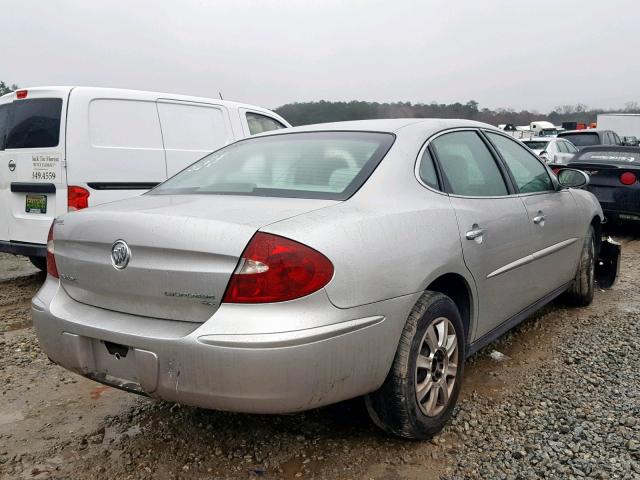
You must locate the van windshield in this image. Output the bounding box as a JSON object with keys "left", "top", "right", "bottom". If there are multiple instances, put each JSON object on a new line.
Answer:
{"left": 152, "top": 131, "right": 395, "bottom": 200}
{"left": 6, "top": 98, "right": 63, "bottom": 149}
{"left": 559, "top": 133, "right": 599, "bottom": 147}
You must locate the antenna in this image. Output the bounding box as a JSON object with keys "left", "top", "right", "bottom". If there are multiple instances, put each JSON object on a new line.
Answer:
{"left": 219, "top": 92, "right": 223, "bottom": 100}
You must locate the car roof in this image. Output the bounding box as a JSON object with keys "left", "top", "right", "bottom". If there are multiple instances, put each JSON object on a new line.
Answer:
{"left": 257, "top": 118, "right": 500, "bottom": 136}
{"left": 523, "top": 137, "right": 552, "bottom": 142}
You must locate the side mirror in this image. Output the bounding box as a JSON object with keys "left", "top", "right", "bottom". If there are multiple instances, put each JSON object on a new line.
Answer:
{"left": 557, "top": 168, "right": 590, "bottom": 189}
{"left": 539, "top": 151, "right": 549, "bottom": 162}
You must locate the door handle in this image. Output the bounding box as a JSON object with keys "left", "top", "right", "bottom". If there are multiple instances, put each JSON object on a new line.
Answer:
{"left": 533, "top": 212, "right": 546, "bottom": 225}
{"left": 466, "top": 225, "right": 485, "bottom": 241}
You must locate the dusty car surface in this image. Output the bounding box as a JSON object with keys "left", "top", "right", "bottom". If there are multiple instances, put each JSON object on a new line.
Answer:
{"left": 33, "top": 119, "right": 613, "bottom": 439}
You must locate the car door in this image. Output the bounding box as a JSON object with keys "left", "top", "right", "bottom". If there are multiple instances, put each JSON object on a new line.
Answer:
{"left": 554, "top": 140, "right": 574, "bottom": 165}
{"left": 484, "top": 132, "right": 581, "bottom": 302}
{"left": 429, "top": 129, "right": 536, "bottom": 340}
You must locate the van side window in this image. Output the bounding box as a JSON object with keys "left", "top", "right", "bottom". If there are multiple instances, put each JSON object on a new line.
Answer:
{"left": 246, "top": 112, "right": 285, "bottom": 135}
{"left": 6, "top": 98, "right": 63, "bottom": 149}
{"left": 0, "top": 104, "right": 8, "bottom": 150}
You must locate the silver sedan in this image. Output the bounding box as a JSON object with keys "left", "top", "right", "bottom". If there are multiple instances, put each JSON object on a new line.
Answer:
{"left": 33, "top": 119, "right": 610, "bottom": 439}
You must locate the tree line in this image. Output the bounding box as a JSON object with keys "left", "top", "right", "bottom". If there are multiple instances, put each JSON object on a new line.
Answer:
{"left": 275, "top": 100, "right": 640, "bottom": 127}
{"left": 2, "top": 80, "right": 638, "bottom": 128}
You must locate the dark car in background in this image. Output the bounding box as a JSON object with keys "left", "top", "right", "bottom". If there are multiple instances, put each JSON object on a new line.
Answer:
{"left": 558, "top": 129, "right": 622, "bottom": 150}
{"left": 567, "top": 146, "right": 640, "bottom": 224}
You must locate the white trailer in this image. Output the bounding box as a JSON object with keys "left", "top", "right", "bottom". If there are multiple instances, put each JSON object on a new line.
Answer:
{"left": 597, "top": 114, "right": 640, "bottom": 137}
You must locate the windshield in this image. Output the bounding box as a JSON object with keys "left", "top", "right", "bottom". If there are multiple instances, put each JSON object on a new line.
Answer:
{"left": 523, "top": 141, "right": 549, "bottom": 150}
{"left": 560, "top": 133, "right": 599, "bottom": 147}
{"left": 152, "top": 131, "right": 395, "bottom": 200}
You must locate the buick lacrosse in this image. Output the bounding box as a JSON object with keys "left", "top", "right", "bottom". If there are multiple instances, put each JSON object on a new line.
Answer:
{"left": 33, "top": 119, "right": 617, "bottom": 439}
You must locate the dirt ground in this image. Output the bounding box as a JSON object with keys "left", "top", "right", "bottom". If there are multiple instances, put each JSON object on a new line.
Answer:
{"left": 0, "top": 229, "right": 639, "bottom": 479}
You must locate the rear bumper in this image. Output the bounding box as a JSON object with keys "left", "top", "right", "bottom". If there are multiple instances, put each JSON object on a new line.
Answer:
{"left": 0, "top": 240, "right": 46, "bottom": 258}
{"left": 32, "top": 277, "right": 414, "bottom": 413}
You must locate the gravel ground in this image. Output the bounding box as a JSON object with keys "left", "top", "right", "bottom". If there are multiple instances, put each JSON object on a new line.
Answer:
{"left": 0, "top": 234, "right": 639, "bottom": 480}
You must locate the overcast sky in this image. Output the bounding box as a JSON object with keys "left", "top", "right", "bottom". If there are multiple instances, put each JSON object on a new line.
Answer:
{"left": 2, "top": 0, "right": 639, "bottom": 112}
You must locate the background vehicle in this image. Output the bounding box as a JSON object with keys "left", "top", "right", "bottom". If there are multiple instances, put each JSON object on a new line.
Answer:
{"left": 567, "top": 146, "right": 640, "bottom": 224}
{"left": 33, "top": 119, "right": 614, "bottom": 440}
{"left": 622, "top": 136, "right": 639, "bottom": 147}
{"left": 522, "top": 137, "right": 578, "bottom": 164}
{"left": 596, "top": 113, "right": 640, "bottom": 139}
{"left": 558, "top": 129, "right": 622, "bottom": 150}
{"left": 0, "top": 87, "right": 290, "bottom": 269}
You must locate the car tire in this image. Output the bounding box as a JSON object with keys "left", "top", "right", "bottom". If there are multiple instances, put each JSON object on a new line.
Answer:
{"left": 365, "top": 291, "right": 465, "bottom": 439}
{"left": 563, "top": 226, "right": 595, "bottom": 307}
{"left": 29, "top": 256, "right": 47, "bottom": 271}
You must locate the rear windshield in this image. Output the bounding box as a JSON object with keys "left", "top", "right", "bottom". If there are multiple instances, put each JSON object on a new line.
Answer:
{"left": 152, "top": 131, "right": 395, "bottom": 200}
{"left": 523, "top": 141, "right": 549, "bottom": 150}
{"left": 577, "top": 150, "right": 640, "bottom": 163}
{"left": 559, "top": 133, "right": 599, "bottom": 147}
{"left": 5, "top": 98, "right": 63, "bottom": 149}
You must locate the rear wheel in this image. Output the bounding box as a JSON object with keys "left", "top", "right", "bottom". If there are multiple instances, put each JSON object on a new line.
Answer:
{"left": 365, "top": 291, "right": 465, "bottom": 439}
{"left": 29, "top": 256, "right": 47, "bottom": 271}
{"left": 563, "top": 226, "right": 595, "bottom": 306}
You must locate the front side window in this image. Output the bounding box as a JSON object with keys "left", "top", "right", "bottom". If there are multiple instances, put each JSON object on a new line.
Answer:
{"left": 152, "top": 131, "right": 395, "bottom": 200}
{"left": 246, "top": 112, "right": 285, "bottom": 135}
{"left": 431, "top": 131, "right": 508, "bottom": 196}
{"left": 486, "top": 132, "right": 553, "bottom": 194}
{"left": 6, "top": 98, "right": 63, "bottom": 149}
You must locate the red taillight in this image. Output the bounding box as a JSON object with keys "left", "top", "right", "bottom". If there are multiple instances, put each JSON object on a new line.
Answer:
{"left": 223, "top": 232, "right": 334, "bottom": 303}
{"left": 552, "top": 167, "right": 560, "bottom": 175}
{"left": 15, "top": 89, "right": 28, "bottom": 99}
{"left": 67, "top": 186, "right": 90, "bottom": 211}
{"left": 620, "top": 172, "right": 637, "bottom": 186}
{"left": 46, "top": 223, "right": 59, "bottom": 278}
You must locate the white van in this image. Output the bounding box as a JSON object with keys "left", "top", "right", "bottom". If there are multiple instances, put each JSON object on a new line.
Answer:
{"left": 0, "top": 87, "right": 290, "bottom": 269}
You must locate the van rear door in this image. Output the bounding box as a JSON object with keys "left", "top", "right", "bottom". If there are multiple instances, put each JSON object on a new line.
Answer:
{"left": 0, "top": 88, "right": 69, "bottom": 249}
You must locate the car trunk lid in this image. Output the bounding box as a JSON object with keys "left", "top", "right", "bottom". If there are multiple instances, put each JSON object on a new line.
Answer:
{"left": 53, "top": 194, "right": 337, "bottom": 322}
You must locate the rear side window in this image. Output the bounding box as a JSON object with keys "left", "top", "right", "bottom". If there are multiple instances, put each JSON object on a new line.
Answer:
{"left": 0, "top": 104, "right": 8, "bottom": 150}
{"left": 431, "top": 131, "right": 508, "bottom": 197}
{"left": 486, "top": 132, "right": 553, "bottom": 194}
{"left": 560, "top": 133, "right": 600, "bottom": 147}
{"left": 246, "top": 112, "right": 285, "bottom": 135}
{"left": 556, "top": 141, "right": 568, "bottom": 153}
{"left": 418, "top": 148, "right": 440, "bottom": 190}
{"left": 153, "top": 131, "right": 395, "bottom": 200}
{"left": 6, "top": 98, "right": 62, "bottom": 149}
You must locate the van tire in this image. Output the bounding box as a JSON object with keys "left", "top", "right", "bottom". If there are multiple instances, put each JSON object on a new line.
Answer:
{"left": 364, "top": 291, "right": 465, "bottom": 439}
{"left": 563, "top": 226, "right": 595, "bottom": 307}
{"left": 29, "top": 256, "right": 47, "bottom": 271}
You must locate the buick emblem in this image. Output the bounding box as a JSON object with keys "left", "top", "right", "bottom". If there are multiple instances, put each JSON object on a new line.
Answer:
{"left": 111, "top": 240, "right": 131, "bottom": 270}
{"left": 8, "top": 160, "right": 15, "bottom": 172}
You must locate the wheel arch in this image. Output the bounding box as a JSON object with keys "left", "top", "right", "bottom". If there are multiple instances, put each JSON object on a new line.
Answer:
{"left": 425, "top": 273, "right": 474, "bottom": 344}
{"left": 590, "top": 215, "right": 603, "bottom": 255}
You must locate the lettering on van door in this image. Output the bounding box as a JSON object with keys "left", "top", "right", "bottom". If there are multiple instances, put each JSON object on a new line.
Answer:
{"left": 31, "top": 154, "right": 61, "bottom": 181}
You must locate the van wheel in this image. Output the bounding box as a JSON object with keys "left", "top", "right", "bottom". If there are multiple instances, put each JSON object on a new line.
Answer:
{"left": 29, "top": 256, "right": 47, "bottom": 271}
{"left": 365, "top": 291, "right": 465, "bottom": 439}
{"left": 563, "top": 226, "right": 595, "bottom": 307}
